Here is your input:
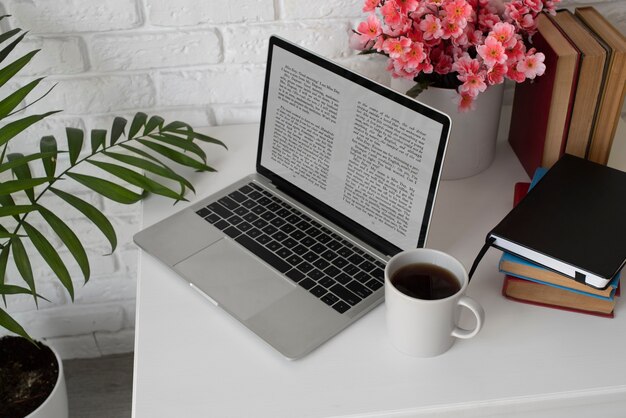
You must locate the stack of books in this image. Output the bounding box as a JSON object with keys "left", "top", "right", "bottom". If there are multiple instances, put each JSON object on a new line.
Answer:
{"left": 499, "top": 174, "right": 620, "bottom": 317}
{"left": 509, "top": 7, "right": 626, "bottom": 177}
{"left": 483, "top": 155, "right": 626, "bottom": 318}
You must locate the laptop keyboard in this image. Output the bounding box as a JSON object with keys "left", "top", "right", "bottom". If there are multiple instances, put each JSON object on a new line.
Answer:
{"left": 195, "top": 182, "right": 386, "bottom": 314}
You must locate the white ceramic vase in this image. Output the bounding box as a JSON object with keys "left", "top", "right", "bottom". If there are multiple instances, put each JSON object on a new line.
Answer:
{"left": 390, "top": 78, "right": 504, "bottom": 180}
{"left": 27, "top": 343, "right": 69, "bottom": 418}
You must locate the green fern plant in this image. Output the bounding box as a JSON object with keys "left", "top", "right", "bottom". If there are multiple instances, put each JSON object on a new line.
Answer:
{"left": 0, "top": 17, "right": 225, "bottom": 339}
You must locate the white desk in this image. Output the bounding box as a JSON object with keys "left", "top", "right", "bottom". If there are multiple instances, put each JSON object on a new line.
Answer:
{"left": 132, "top": 122, "right": 626, "bottom": 417}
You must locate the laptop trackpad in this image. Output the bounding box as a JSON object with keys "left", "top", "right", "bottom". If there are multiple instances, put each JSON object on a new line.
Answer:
{"left": 174, "top": 238, "right": 295, "bottom": 321}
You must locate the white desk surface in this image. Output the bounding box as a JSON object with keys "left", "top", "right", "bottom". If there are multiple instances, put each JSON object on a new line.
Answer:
{"left": 133, "top": 120, "right": 626, "bottom": 418}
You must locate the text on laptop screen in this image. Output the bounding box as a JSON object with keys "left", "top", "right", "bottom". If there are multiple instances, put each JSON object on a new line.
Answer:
{"left": 259, "top": 43, "right": 446, "bottom": 251}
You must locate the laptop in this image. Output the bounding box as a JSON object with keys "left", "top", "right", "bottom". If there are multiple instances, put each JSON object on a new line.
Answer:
{"left": 134, "top": 36, "right": 451, "bottom": 359}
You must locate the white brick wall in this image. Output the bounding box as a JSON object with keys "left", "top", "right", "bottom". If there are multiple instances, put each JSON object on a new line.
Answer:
{"left": 1, "top": 0, "right": 624, "bottom": 359}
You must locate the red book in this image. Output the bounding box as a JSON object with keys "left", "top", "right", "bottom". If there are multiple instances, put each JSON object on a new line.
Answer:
{"left": 508, "top": 13, "right": 580, "bottom": 178}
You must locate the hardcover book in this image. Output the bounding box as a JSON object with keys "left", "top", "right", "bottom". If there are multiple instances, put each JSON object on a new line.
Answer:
{"left": 486, "top": 154, "right": 626, "bottom": 289}
{"left": 502, "top": 276, "right": 616, "bottom": 317}
{"left": 508, "top": 12, "right": 580, "bottom": 177}
{"left": 575, "top": 7, "right": 626, "bottom": 165}
{"left": 549, "top": 10, "right": 607, "bottom": 158}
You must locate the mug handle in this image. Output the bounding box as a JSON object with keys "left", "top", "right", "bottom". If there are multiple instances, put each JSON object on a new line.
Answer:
{"left": 451, "top": 296, "right": 485, "bottom": 339}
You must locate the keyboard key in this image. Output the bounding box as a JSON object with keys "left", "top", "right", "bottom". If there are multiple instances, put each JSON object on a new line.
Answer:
{"left": 276, "top": 247, "right": 292, "bottom": 259}
{"left": 313, "top": 258, "right": 330, "bottom": 270}
{"left": 307, "top": 227, "right": 321, "bottom": 237}
{"left": 272, "top": 231, "right": 288, "bottom": 242}
{"left": 228, "top": 190, "right": 247, "bottom": 203}
{"left": 240, "top": 185, "right": 253, "bottom": 194}
{"left": 321, "top": 293, "right": 339, "bottom": 306}
{"left": 223, "top": 226, "right": 241, "bottom": 239}
{"left": 321, "top": 249, "right": 337, "bottom": 261}
{"left": 280, "top": 224, "right": 296, "bottom": 234}
{"left": 337, "top": 246, "right": 353, "bottom": 258}
{"left": 234, "top": 235, "right": 290, "bottom": 273}
{"left": 355, "top": 271, "right": 371, "bottom": 283}
{"left": 196, "top": 207, "right": 210, "bottom": 217}
{"left": 227, "top": 215, "right": 243, "bottom": 225}
{"left": 262, "top": 224, "right": 278, "bottom": 235}
{"left": 359, "top": 260, "right": 376, "bottom": 272}
{"left": 303, "top": 251, "right": 317, "bottom": 263}
{"left": 301, "top": 236, "right": 316, "bottom": 247}
{"left": 204, "top": 213, "right": 220, "bottom": 224}
{"left": 218, "top": 196, "right": 238, "bottom": 210}
{"left": 372, "top": 267, "right": 385, "bottom": 282}
{"left": 261, "top": 211, "right": 276, "bottom": 221}
{"left": 251, "top": 205, "right": 265, "bottom": 215}
{"left": 214, "top": 220, "right": 229, "bottom": 230}
{"left": 243, "top": 213, "right": 257, "bottom": 223}
{"left": 292, "top": 244, "right": 308, "bottom": 255}
{"left": 331, "top": 257, "right": 349, "bottom": 269}
{"left": 335, "top": 272, "right": 352, "bottom": 285}
{"left": 286, "top": 254, "right": 303, "bottom": 266}
{"left": 332, "top": 301, "right": 350, "bottom": 314}
{"left": 286, "top": 269, "right": 305, "bottom": 283}
{"left": 327, "top": 240, "right": 342, "bottom": 250}
{"left": 234, "top": 206, "right": 248, "bottom": 216}
{"left": 311, "top": 243, "right": 326, "bottom": 254}
{"left": 309, "top": 285, "right": 326, "bottom": 298}
{"left": 252, "top": 219, "right": 268, "bottom": 229}
{"left": 291, "top": 230, "right": 306, "bottom": 240}
{"left": 256, "top": 234, "right": 271, "bottom": 245}
{"left": 258, "top": 196, "right": 272, "bottom": 206}
{"left": 346, "top": 281, "right": 373, "bottom": 298}
{"left": 298, "top": 277, "right": 316, "bottom": 290}
{"left": 316, "top": 233, "right": 332, "bottom": 244}
{"left": 247, "top": 228, "right": 262, "bottom": 238}
{"left": 242, "top": 199, "right": 256, "bottom": 209}
{"left": 319, "top": 276, "right": 335, "bottom": 288}
{"left": 297, "top": 261, "right": 314, "bottom": 273}
{"left": 237, "top": 222, "right": 252, "bottom": 232}
{"left": 348, "top": 254, "right": 364, "bottom": 265}
{"left": 329, "top": 284, "right": 361, "bottom": 306}
{"left": 365, "top": 279, "right": 383, "bottom": 291}
{"left": 249, "top": 183, "right": 262, "bottom": 191}
{"left": 267, "top": 202, "right": 281, "bottom": 212}
{"left": 208, "top": 202, "right": 231, "bottom": 218}
{"left": 282, "top": 238, "right": 298, "bottom": 248}
{"left": 266, "top": 240, "right": 281, "bottom": 252}
{"left": 342, "top": 264, "right": 360, "bottom": 275}
{"left": 324, "top": 265, "right": 341, "bottom": 277}
{"left": 308, "top": 269, "right": 324, "bottom": 281}
{"left": 270, "top": 218, "right": 286, "bottom": 227}
{"left": 248, "top": 191, "right": 262, "bottom": 200}
{"left": 296, "top": 220, "right": 311, "bottom": 231}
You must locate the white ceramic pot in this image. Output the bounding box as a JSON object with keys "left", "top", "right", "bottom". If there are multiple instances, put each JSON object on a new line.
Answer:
{"left": 391, "top": 78, "right": 504, "bottom": 180}
{"left": 27, "top": 343, "right": 69, "bottom": 418}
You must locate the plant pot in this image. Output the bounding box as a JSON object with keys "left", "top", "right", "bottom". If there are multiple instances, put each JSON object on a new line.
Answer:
{"left": 0, "top": 336, "right": 69, "bottom": 418}
{"left": 391, "top": 78, "right": 504, "bottom": 180}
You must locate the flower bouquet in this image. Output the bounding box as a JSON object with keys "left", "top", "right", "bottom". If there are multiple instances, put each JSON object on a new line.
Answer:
{"left": 350, "top": 0, "right": 560, "bottom": 111}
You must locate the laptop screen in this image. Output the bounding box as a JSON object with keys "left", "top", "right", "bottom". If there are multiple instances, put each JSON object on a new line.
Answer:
{"left": 257, "top": 36, "right": 450, "bottom": 256}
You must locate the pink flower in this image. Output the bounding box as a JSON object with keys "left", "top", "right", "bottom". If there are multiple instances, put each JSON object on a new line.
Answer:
{"left": 490, "top": 22, "right": 516, "bottom": 48}
{"left": 486, "top": 62, "right": 508, "bottom": 84}
{"left": 458, "top": 72, "right": 487, "bottom": 96}
{"left": 441, "top": 18, "right": 464, "bottom": 39}
{"left": 456, "top": 92, "right": 476, "bottom": 112}
{"left": 383, "top": 36, "right": 412, "bottom": 59}
{"left": 452, "top": 54, "right": 480, "bottom": 75}
{"left": 381, "top": 1, "right": 403, "bottom": 27}
{"left": 357, "top": 14, "right": 383, "bottom": 40}
{"left": 419, "top": 14, "right": 444, "bottom": 40}
{"left": 395, "top": 0, "right": 420, "bottom": 12}
{"left": 404, "top": 41, "right": 427, "bottom": 68}
{"left": 362, "top": 0, "right": 380, "bottom": 13}
{"left": 477, "top": 35, "right": 506, "bottom": 67}
{"left": 444, "top": 0, "right": 473, "bottom": 24}
{"left": 516, "top": 51, "right": 545, "bottom": 79}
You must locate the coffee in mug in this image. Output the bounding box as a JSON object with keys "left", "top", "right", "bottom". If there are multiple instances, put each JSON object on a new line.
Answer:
{"left": 390, "top": 263, "right": 461, "bottom": 300}
{"left": 385, "top": 248, "right": 484, "bottom": 357}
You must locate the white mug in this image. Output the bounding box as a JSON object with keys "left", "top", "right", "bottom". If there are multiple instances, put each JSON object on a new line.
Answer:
{"left": 385, "top": 248, "right": 484, "bottom": 357}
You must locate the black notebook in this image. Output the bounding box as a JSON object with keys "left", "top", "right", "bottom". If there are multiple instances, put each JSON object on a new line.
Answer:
{"left": 487, "top": 154, "right": 626, "bottom": 289}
